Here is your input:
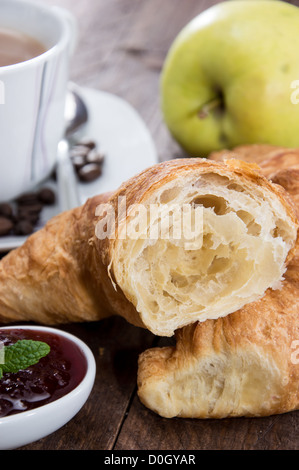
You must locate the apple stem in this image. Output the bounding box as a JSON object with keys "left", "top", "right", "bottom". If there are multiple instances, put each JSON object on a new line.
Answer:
{"left": 198, "top": 98, "right": 222, "bottom": 119}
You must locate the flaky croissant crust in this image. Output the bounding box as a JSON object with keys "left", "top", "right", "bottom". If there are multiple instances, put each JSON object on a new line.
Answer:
{"left": 137, "top": 146, "right": 299, "bottom": 418}
{"left": 0, "top": 157, "right": 297, "bottom": 339}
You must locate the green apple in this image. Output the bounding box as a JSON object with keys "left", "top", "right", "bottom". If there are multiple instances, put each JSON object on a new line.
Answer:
{"left": 161, "top": 0, "right": 299, "bottom": 157}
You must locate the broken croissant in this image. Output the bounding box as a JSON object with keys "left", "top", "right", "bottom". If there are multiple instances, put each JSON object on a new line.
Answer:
{"left": 0, "top": 158, "right": 297, "bottom": 337}
{"left": 137, "top": 146, "right": 299, "bottom": 418}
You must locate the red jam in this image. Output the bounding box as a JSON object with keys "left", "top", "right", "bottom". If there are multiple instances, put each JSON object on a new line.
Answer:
{"left": 0, "top": 328, "right": 87, "bottom": 418}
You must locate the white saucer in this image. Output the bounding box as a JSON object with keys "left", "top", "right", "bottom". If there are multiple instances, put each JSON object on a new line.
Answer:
{"left": 0, "top": 86, "right": 158, "bottom": 252}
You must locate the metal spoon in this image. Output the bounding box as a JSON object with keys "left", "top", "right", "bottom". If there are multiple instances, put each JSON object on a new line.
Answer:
{"left": 64, "top": 82, "right": 89, "bottom": 136}
{"left": 57, "top": 83, "right": 89, "bottom": 212}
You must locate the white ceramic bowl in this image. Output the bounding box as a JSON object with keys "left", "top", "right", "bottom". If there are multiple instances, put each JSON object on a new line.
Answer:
{"left": 0, "top": 325, "right": 96, "bottom": 450}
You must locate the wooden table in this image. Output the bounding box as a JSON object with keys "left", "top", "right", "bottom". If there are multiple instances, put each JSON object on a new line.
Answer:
{"left": 4, "top": 0, "right": 299, "bottom": 450}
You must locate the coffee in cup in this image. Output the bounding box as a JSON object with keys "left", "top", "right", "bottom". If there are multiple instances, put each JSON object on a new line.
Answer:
{"left": 0, "top": 27, "right": 46, "bottom": 67}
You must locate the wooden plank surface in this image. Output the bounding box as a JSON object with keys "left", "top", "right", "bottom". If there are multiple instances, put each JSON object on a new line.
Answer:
{"left": 115, "top": 393, "right": 299, "bottom": 450}
{"left": 2, "top": 0, "right": 299, "bottom": 450}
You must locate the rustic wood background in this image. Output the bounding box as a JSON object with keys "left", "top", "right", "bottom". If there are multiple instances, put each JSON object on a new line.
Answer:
{"left": 8, "top": 0, "right": 299, "bottom": 450}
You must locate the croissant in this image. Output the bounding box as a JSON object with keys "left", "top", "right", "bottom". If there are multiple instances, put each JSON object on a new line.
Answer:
{"left": 137, "top": 146, "right": 299, "bottom": 418}
{"left": 0, "top": 158, "right": 297, "bottom": 338}
{"left": 210, "top": 144, "right": 299, "bottom": 179}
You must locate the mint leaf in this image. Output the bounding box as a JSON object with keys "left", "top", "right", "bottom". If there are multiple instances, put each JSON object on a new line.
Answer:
{"left": 0, "top": 340, "right": 50, "bottom": 376}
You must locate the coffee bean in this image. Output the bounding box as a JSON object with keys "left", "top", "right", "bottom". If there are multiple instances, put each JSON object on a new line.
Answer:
{"left": 17, "top": 192, "right": 39, "bottom": 206}
{"left": 86, "top": 149, "right": 105, "bottom": 165}
{"left": 0, "top": 216, "right": 13, "bottom": 236}
{"left": 14, "top": 220, "right": 34, "bottom": 235}
{"left": 69, "top": 138, "right": 105, "bottom": 184}
{"left": 77, "top": 138, "right": 96, "bottom": 150}
{"left": 17, "top": 210, "right": 40, "bottom": 224}
{"left": 71, "top": 154, "right": 86, "bottom": 171}
{"left": 17, "top": 204, "right": 43, "bottom": 226}
{"left": 69, "top": 145, "right": 90, "bottom": 159}
{"left": 37, "top": 187, "right": 56, "bottom": 205}
{"left": 0, "top": 187, "right": 56, "bottom": 237}
{"left": 77, "top": 163, "right": 102, "bottom": 182}
{"left": 18, "top": 203, "right": 43, "bottom": 214}
{"left": 0, "top": 203, "right": 13, "bottom": 219}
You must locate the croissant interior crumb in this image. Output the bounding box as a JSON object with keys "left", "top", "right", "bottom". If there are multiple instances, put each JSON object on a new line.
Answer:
{"left": 113, "top": 171, "right": 296, "bottom": 336}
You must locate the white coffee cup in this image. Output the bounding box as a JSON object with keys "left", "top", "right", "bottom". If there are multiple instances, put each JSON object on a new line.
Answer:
{"left": 0, "top": 0, "right": 77, "bottom": 202}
